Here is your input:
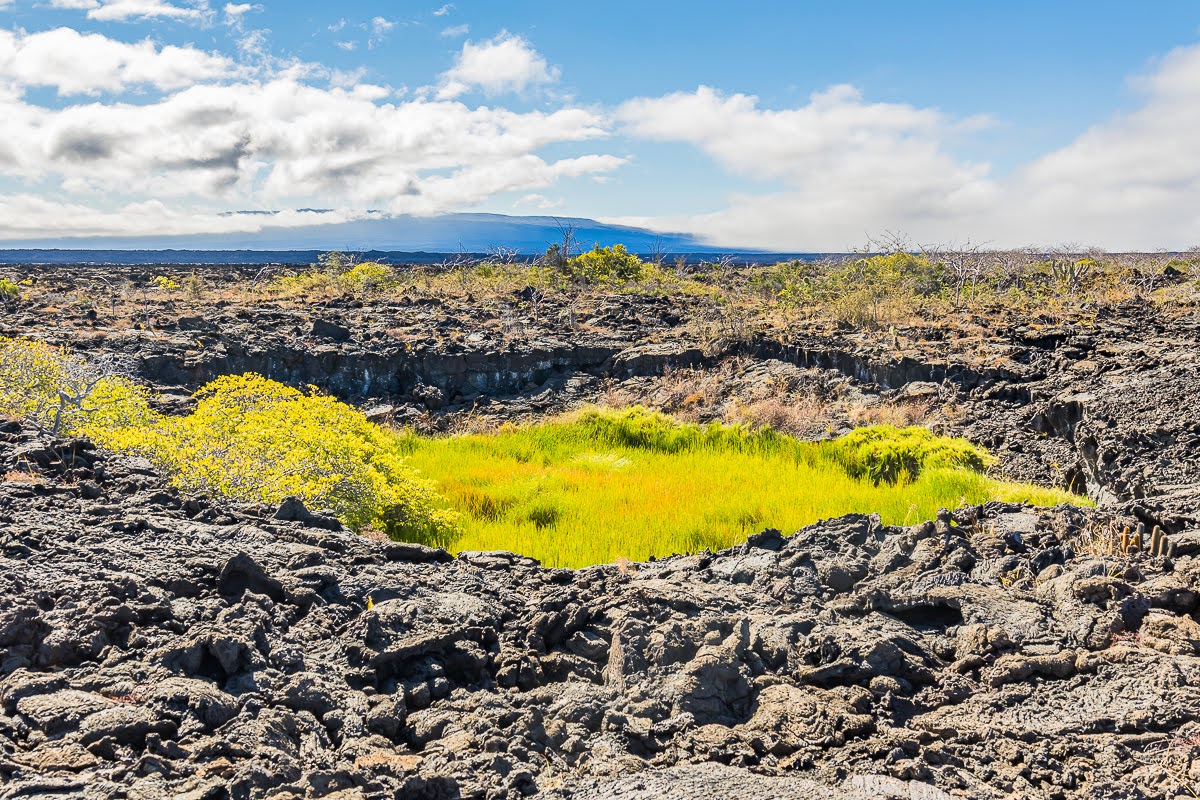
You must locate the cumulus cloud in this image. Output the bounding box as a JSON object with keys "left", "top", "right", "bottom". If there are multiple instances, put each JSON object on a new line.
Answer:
{"left": 614, "top": 46, "right": 1200, "bottom": 251}
{"left": 0, "top": 27, "right": 238, "bottom": 94}
{"left": 441, "top": 24, "right": 469, "bottom": 38}
{"left": 437, "top": 32, "right": 558, "bottom": 99}
{"left": 51, "top": 0, "right": 211, "bottom": 23}
{"left": 1003, "top": 42, "right": 1200, "bottom": 247}
{"left": 0, "top": 64, "right": 623, "bottom": 238}
{"left": 615, "top": 85, "right": 995, "bottom": 250}
{"left": 10, "top": 17, "right": 1200, "bottom": 249}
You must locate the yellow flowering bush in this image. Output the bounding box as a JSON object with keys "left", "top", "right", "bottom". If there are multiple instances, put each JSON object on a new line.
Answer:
{"left": 0, "top": 338, "right": 151, "bottom": 435}
{"left": 103, "top": 374, "right": 458, "bottom": 540}
{"left": 0, "top": 278, "right": 20, "bottom": 301}
{"left": 339, "top": 261, "right": 396, "bottom": 294}
{"left": 1, "top": 338, "right": 456, "bottom": 540}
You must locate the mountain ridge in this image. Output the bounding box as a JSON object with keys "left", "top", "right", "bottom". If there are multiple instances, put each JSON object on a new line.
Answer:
{"left": 0, "top": 212, "right": 744, "bottom": 255}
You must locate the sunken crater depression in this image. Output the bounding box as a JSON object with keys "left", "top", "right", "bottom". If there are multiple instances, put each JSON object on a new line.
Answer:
{"left": 1, "top": 254, "right": 1199, "bottom": 800}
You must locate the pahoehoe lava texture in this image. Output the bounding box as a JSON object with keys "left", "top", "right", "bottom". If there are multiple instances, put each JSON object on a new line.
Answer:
{"left": 3, "top": 421, "right": 1200, "bottom": 799}
{"left": 3, "top": 270, "right": 1200, "bottom": 797}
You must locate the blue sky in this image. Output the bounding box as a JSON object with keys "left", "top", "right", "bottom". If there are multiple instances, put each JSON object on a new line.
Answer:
{"left": 1, "top": 0, "right": 1199, "bottom": 249}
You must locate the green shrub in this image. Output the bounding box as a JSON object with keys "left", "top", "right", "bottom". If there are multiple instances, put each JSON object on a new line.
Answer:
{"left": 0, "top": 338, "right": 455, "bottom": 541}
{"left": 564, "top": 244, "right": 644, "bottom": 284}
{"left": 269, "top": 259, "right": 396, "bottom": 298}
{"left": 340, "top": 261, "right": 395, "bottom": 294}
{"left": 0, "top": 278, "right": 19, "bottom": 302}
{"left": 106, "top": 374, "right": 456, "bottom": 540}
{"left": 826, "top": 424, "right": 992, "bottom": 484}
{"left": 0, "top": 338, "right": 151, "bottom": 436}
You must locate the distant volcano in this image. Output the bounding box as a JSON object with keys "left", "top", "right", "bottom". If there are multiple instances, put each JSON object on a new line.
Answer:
{"left": 0, "top": 212, "right": 734, "bottom": 255}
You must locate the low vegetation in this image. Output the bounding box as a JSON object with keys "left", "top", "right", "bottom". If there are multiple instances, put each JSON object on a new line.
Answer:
{"left": 0, "top": 277, "right": 20, "bottom": 302}
{"left": 0, "top": 339, "right": 455, "bottom": 541}
{"left": 399, "top": 406, "right": 1083, "bottom": 567}
{"left": 10, "top": 240, "right": 1197, "bottom": 368}
{"left": 0, "top": 339, "right": 1088, "bottom": 568}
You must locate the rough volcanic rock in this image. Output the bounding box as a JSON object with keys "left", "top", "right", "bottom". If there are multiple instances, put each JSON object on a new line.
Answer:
{"left": 2, "top": 425, "right": 1199, "bottom": 799}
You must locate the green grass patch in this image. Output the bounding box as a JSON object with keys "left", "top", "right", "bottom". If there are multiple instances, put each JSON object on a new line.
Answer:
{"left": 399, "top": 406, "right": 1086, "bottom": 568}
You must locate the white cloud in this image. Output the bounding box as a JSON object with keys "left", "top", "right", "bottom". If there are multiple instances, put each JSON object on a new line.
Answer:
{"left": 0, "top": 194, "right": 362, "bottom": 239}
{"left": 0, "top": 27, "right": 238, "bottom": 94}
{"left": 1001, "top": 42, "right": 1200, "bottom": 247}
{"left": 328, "top": 18, "right": 346, "bottom": 32}
{"left": 222, "top": 2, "right": 259, "bottom": 29}
{"left": 613, "top": 42, "right": 1200, "bottom": 250}
{"left": 514, "top": 193, "right": 563, "bottom": 210}
{"left": 12, "top": 18, "right": 1200, "bottom": 250}
{"left": 0, "top": 63, "right": 623, "bottom": 237}
{"left": 441, "top": 24, "right": 469, "bottom": 38}
{"left": 366, "top": 16, "right": 396, "bottom": 49}
{"left": 335, "top": 40, "right": 355, "bottom": 51}
{"left": 437, "top": 31, "right": 558, "bottom": 99}
{"left": 615, "top": 85, "right": 995, "bottom": 250}
{"left": 51, "top": 0, "right": 212, "bottom": 22}
{"left": 433, "top": 4, "right": 453, "bottom": 16}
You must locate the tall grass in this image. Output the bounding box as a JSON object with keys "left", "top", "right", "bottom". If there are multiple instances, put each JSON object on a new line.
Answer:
{"left": 400, "top": 407, "right": 1085, "bottom": 568}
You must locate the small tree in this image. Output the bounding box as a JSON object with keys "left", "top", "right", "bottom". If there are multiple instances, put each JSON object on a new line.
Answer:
{"left": 542, "top": 219, "right": 580, "bottom": 273}
{"left": 930, "top": 240, "right": 986, "bottom": 308}
{"left": 0, "top": 338, "right": 145, "bottom": 437}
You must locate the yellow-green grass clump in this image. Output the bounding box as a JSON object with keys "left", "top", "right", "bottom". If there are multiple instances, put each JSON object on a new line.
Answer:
{"left": 399, "top": 406, "right": 1086, "bottom": 567}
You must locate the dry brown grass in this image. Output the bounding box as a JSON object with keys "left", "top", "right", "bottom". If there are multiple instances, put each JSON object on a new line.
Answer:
{"left": 359, "top": 526, "right": 392, "bottom": 544}
{"left": 847, "top": 398, "right": 932, "bottom": 428}
{"left": 2, "top": 469, "right": 39, "bottom": 484}
{"left": 1139, "top": 735, "right": 1200, "bottom": 798}
{"left": 1069, "top": 519, "right": 1146, "bottom": 559}
{"left": 723, "top": 396, "right": 829, "bottom": 437}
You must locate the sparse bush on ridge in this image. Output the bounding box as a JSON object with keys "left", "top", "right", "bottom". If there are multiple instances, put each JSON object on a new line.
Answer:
{"left": 561, "top": 243, "right": 645, "bottom": 284}
{"left": 742, "top": 243, "right": 1200, "bottom": 329}
{"left": 268, "top": 259, "right": 398, "bottom": 299}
